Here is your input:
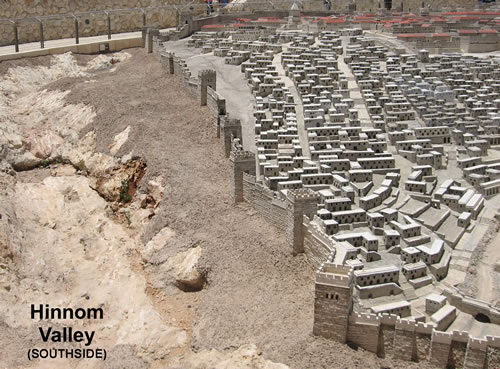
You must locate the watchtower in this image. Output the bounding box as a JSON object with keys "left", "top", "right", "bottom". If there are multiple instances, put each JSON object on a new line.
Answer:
{"left": 177, "top": 9, "right": 193, "bottom": 32}
{"left": 199, "top": 69, "right": 217, "bottom": 106}
{"left": 220, "top": 116, "right": 242, "bottom": 157}
{"left": 313, "top": 263, "right": 354, "bottom": 343}
{"left": 286, "top": 189, "right": 319, "bottom": 254}
{"left": 230, "top": 150, "right": 256, "bottom": 204}
{"left": 162, "top": 52, "right": 174, "bottom": 74}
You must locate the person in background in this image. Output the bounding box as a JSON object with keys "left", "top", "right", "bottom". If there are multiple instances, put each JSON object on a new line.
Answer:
{"left": 207, "top": 0, "right": 213, "bottom": 15}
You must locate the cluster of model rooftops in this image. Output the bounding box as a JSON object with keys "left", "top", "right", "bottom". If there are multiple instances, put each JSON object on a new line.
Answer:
{"left": 185, "top": 23, "right": 499, "bottom": 326}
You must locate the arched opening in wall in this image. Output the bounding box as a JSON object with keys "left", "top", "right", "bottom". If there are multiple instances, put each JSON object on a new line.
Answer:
{"left": 475, "top": 313, "right": 491, "bottom": 323}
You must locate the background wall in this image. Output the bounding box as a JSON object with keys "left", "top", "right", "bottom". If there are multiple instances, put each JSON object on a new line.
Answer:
{"left": 0, "top": 0, "right": 484, "bottom": 47}
{"left": 0, "top": 0, "right": 205, "bottom": 46}
{"left": 237, "top": 0, "right": 476, "bottom": 13}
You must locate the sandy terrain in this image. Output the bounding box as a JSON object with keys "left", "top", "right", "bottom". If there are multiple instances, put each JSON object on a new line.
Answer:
{"left": 0, "top": 48, "right": 438, "bottom": 369}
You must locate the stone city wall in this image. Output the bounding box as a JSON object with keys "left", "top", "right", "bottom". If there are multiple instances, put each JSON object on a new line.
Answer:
{"left": 207, "top": 87, "right": 227, "bottom": 116}
{"left": 158, "top": 49, "right": 239, "bottom": 165}
{"left": 159, "top": 34, "right": 500, "bottom": 369}
{"left": 444, "top": 288, "right": 500, "bottom": 325}
{"left": 345, "top": 312, "right": 500, "bottom": 368}
{"left": 303, "top": 216, "right": 335, "bottom": 270}
{"left": 0, "top": 0, "right": 205, "bottom": 47}
{"left": 159, "top": 51, "right": 206, "bottom": 102}
{"left": 242, "top": 173, "right": 288, "bottom": 232}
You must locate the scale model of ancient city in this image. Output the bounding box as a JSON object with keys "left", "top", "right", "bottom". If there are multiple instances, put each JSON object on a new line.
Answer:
{"left": 2, "top": 0, "right": 500, "bottom": 368}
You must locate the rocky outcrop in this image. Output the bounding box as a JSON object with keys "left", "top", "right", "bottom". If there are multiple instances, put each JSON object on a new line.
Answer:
{"left": 141, "top": 226, "right": 177, "bottom": 264}
{"left": 0, "top": 52, "right": 131, "bottom": 172}
{"left": 165, "top": 246, "right": 205, "bottom": 291}
{"left": 170, "top": 344, "right": 290, "bottom": 369}
{"left": 142, "top": 227, "right": 205, "bottom": 291}
{"left": 0, "top": 172, "right": 23, "bottom": 294}
{"left": 0, "top": 173, "right": 188, "bottom": 366}
{"left": 95, "top": 158, "right": 146, "bottom": 203}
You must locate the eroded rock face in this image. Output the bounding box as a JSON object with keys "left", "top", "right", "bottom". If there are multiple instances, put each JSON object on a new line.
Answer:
{"left": 0, "top": 52, "right": 130, "bottom": 171}
{"left": 0, "top": 174, "right": 187, "bottom": 366}
{"left": 0, "top": 173, "right": 23, "bottom": 294}
{"left": 146, "top": 176, "right": 165, "bottom": 208}
{"left": 95, "top": 158, "right": 146, "bottom": 203}
{"left": 170, "top": 344, "right": 290, "bottom": 369}
{"left": 0, "top": 52, "right": 194, "bottom": 368}
{"left": 142, "top": 226, "right": 176, "bottom": 264}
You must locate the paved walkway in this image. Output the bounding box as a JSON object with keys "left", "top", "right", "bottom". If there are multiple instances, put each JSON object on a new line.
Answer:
{"left": 0, "top": 28, "right": 174, "bottom": 60}
{"left": 272, "top": 43, "right": 311, "bottom": 158}
{"left": 164, "top": 38, "right": 257, "bottom": 152}
{"left": 338, "top": 37, "right": 373, "bottom": 128}
{"left": 0, "top": 32, "right": 135, "bottom": 55}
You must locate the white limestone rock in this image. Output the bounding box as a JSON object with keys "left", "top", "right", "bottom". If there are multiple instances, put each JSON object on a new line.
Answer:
{"left": 141, "top": 227, "right": 176, "bottom": 264}
{"left": 109, "top": 125, "right": 131, "bottom": 156}
{"left": 147, "top": 176, "right": 165, "bottom": 207}
{"left": 172, "top": 344, "right": 290, "bottom": 369}
{"left": 11, "top": 151, "right": 39, "bottom": 171}
{"left": 165, "top": 246, "right": 205, "bottom": 291}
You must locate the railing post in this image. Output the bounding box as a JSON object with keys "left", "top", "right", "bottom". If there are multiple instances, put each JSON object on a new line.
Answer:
{"left": 107, "top": 12, "right": 111, "bottom": 40}
{"left": 74, "top": 16, "right": 79, "bottom": 44}
{"left": 11, "top": 21, "right": 19, "bottom": 52}
{"left": 38, "top": 19, "right": 44, "bottom": 49}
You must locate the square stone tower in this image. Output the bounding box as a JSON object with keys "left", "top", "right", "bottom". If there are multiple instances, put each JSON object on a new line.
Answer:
{"left": 313, "top": 263, "right": 354, "bottom": 343}
{"left": 199, "top": 69, "right": 217, "bottom": 106}
{"left": 286, "top": 189, "right": 319, "bottom": 254}
{"left": 230, "top": 150, "right": 256, "bottom": 203}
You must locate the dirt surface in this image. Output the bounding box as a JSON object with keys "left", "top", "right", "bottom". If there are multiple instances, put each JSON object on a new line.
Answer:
{"left": 1, "top": 48, "right": 436, "bottom": 369}
{"left": 0, "top": 53, "right": 95, "bottom": 75}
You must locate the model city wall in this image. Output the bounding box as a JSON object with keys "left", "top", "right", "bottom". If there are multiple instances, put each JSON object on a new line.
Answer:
{"left": 155, "top": 35, "right": 500, "bottom": 369}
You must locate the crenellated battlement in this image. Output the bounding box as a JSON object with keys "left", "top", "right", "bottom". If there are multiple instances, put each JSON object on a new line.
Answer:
{"left": 230, "top": 150, "right": 255, "bottom": 162}
{"left": 380, "top": 313, "right": 399, "bottom": 325}
{"left": 432, "top": 331, "right": 453, "bottom": 344}
{"left": 316, "top": 262, "right": 353, "bottom": 287}
{"left": 350, "top": 312, "right": 380, "bottom": 325}
{"left": 486, "top": 335, "right": 500, "bottom": 349}
{"left": 468, "top": 337, "right": 488, "bottom": 350}
{"left": 451, "top": 330, "right": 470, "bottom": 342}
{"left": 316, "top": 272, "right": 353, "bottom": 286}
{"left": 396, "top": 318, "right": 417, "bottom": 331}
{"left": 287, "top": 188, "right": 320, "bottom": 202}
{"left": 415, "top": 321, "right": 435, "bottom": 333}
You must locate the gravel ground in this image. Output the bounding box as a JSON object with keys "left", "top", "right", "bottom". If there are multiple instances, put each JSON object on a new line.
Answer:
{"left": 6, "top": 48, "right": 435, "bottom": 369}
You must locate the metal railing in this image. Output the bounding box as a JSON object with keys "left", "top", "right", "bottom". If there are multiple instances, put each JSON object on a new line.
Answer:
{"left": 0, "top": 0, "right": 295, "bottom": 52}
{"left": 0, "top": 1, "right": 207, "bottom": 51}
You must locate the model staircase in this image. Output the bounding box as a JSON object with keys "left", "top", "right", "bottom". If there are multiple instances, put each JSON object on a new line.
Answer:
{"left": 399, "top": 276, "right": 418, "bottom": 301}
